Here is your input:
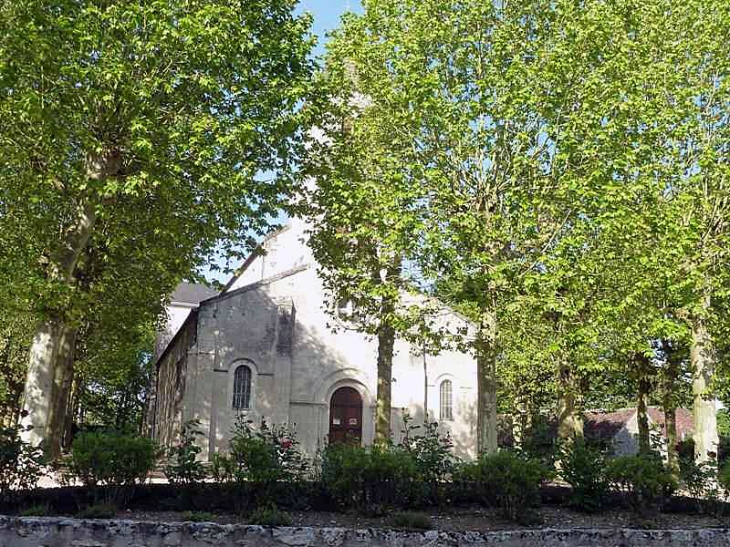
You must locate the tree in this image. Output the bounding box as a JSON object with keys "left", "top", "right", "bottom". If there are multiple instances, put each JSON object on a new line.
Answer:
{"left": 0, "top": 0, "right": 313, "bottom": 456}
{"left": 302, "top": 23, "right": 426, "bottom": 442}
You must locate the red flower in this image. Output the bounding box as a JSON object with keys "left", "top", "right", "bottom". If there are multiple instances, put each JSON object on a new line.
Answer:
{"left": 281, "top": 439, "right": 292, "bottom": 450}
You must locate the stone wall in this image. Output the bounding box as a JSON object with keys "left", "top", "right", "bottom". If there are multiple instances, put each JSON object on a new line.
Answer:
{"left": 1, "top": 518, "right": 728, "bottom": 547}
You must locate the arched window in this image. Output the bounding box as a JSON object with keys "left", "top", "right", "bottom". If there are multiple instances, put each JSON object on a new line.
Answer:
{"left": 232, "top": 364, "right": 252, "bottom": 410}
{"left": 439, "top": 380, "right": 453, "bottom": 421}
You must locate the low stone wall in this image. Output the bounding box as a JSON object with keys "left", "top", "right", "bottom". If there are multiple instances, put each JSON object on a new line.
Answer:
{"left": 0, "top": 517, "right": 729, "bottom": 547}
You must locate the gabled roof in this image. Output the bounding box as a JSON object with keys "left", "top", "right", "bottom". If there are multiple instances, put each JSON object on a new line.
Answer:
{"left": 171, "top": 282, "right": 218, "bottom": 305}
{"left": 221, "top": 225, "right": 291, "bottom": 293}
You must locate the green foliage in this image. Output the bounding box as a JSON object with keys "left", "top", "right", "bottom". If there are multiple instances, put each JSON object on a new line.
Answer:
{"left": 248, "top": 505, "right": 293, "bottom": 527}
{"left": 718, "top": 461, "right": 730, "bottom": 498}
{"left": 66, "top": 431, "right": 157, "bottom": 487}
{"left": 164, "top": 420, "right": 208, "bottom": 486}
{"left": 76, "top": 503, "right": 117, "bottom": 519}
{"left": 399, "top": 413, "right": 456, "bottom": 503}
{"left": 681, "top": 458, "right": 724, "bottom": 512}
{"left": 0, "top": 315, "right": 32, "bottom": 424}
{"left": 390, "top": 511, "right": 432, "bottom": 530}
{"left": 453, "top": 451, "right": 550, "bottom": 523}
{"left": 320, "top": 443, "right": 421, "bottom": 514}
{"left": 209, "top": 452, "right": 235, "bottom": 484}
{"left": 606, "top": 454, "right": 676, "bottom": 512}
{"left": 0, "top": 422, "right": 44, "bottom": 500}
{"left": 558, "top": 443, "right": 610, "bottom": 513}
{"left": 229, "top": 417, "right": 308, "bottom": 485}
{"left": 181, "top": 511, "right": 216, "bottom": 523}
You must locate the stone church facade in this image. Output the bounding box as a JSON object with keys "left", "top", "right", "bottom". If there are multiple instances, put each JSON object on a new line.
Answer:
{"left": 149, "top": 219, "right": 478, "bottom": 460}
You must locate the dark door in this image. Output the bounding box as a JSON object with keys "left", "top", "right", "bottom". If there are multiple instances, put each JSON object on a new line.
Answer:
{"left": 329, "top": 387, "right": 363, "bottom": 445}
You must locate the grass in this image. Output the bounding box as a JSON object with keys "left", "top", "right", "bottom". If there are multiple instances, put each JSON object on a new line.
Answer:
{"left": 76, "top": 503, "right": 117, "bottom": 519}
{"left": 390, "top": 511, "right": 432, "bottom": 530}
{"left": 20, "top": 504, "right": 51, "bottom": 517}
{"left": 181, "top": 511, "right": 216, "bottom": 522}
{"left": 248, "top": 506, "right": 293, "bottom": 526}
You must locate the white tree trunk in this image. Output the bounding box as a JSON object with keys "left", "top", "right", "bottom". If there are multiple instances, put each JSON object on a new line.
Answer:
{"left": 19, "top": 319, "right": 63, "bottom": 447}
{"left": 691, "top": 295, "right": 719, "bottom": 463}
{"left": 477, "top": 312, "right": 498, "bottom": 455}
{"left": 19, "top": 195, "right": 98, "bottom": 452}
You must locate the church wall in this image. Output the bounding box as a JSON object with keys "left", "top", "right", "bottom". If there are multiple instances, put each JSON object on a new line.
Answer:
{"left": 153, "top": 311, "right": 198, "bottom": 450}
{"left": 186, "top": 284, "right": 296, "bottom": 460}
{"left": 166, "top": 221, "right": 479, "bottom": 461}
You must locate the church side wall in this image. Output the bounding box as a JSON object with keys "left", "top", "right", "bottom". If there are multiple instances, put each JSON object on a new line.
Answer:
{"left": 153, "top": 311, "right": 197, "bottom": 449}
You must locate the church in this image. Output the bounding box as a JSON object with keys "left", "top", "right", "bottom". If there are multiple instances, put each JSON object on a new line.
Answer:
{"left": 148, "top": 219, "right": 479, "bottom": 460}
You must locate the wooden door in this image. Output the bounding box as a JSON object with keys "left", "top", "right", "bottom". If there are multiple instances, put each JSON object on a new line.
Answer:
{"left": 329, "top": 387, "right": 363, "bottom": 445}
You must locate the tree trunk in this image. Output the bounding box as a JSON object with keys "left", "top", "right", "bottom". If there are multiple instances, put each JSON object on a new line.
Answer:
{"left": 635, "top": 353, "right": 652, "bottom": 455}
{"left": 557, "top": 360, "right": 584, "bottom": 446}
{"left": 477, "top": 312, "right": 498, "bottom": 455}
{"left": 662, "top": 341, "right": 681, "bottom": 479}
{"left": 19, "top": 195, "right": 98, "bottom": 451}
{"left": 374, "top": 310, "right": 396, "bottom": 445}
{"left": 45, "top": 325, "right": 76, "bottom": 459}
{"left": 691, "top": 295, "right": 719, "bottom": 463}
{"left": 18, "top": 317, "right": 64, "bottom": 448}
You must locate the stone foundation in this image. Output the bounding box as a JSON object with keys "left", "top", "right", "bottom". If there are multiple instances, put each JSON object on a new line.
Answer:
{"left": 1, "top": 517, "right": 728, "bottom": 547}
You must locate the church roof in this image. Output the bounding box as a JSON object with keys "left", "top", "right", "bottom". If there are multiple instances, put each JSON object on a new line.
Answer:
{"left": 170, "top": 282, "right": 218, "bottom": 305}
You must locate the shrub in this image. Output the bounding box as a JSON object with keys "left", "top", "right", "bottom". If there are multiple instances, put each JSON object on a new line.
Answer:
{"left": 558, "top": 443, "right": 610, "bottom": 513}
{"left": 606, "top": 454, "right": 676, "bottom": 512}
{"left": 229, "top": 417, "right": 308, "bottom": 485}
{"left": 453, "top": 450, "right": 550, "bottom": 523}
{"left": 210, "top": 452, "right": 235, "bottom": 483}
{"left": 682, "top": 458, "right": 722, "bottom": 509}
{"left": 248, "top": 505, "right": 293, "bottom": 526}
{"left": 321, "top": 443, "right": 422, "bottom": 514}
{"left": 76, "top": 502, "right": 117, "bottom": 519}
{"left": 399, "top": 413, "right": 455, "bottom": 503}
{"left": 0, "top": 422, "right": 44, "bottom": 501}
{"left": 66, "top": 431, "right": 158, "bottom": 488}
{"left": 718, "top": 461, "right": 730, "bottom": 498}
{"left": 391, "top": 511, "right": 432, "bottom": 530}
{"left": 165, "top": 420, "right": 208, "bottom": 485}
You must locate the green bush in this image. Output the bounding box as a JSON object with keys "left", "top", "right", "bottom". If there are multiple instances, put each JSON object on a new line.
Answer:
{"left": 248, "top": 505, "right": 293, "bottom": 526}
{"left": 558, "top": 443, "right": 610, "bottom": 513}
{"left": 76, "top": 502, "right": 117, "bottom": 519}
{"left": 390, "top": 511, "right": 432, "bottom": 530}
{"left": 681, "top": 458, "right": 721, "bottom": 510}
{"left": 209, "top": 452, "right": 235, "bottom": 483}
{"left": 66, "top": 431, "right": 158, "bottom": 487}
{"left": 399, "top": 413, "right": 455, "bottom": 503}
{"left": 606, "top": 454, "right": 676, "bottom": 512}
{"left": 718, "top": 461, "right": 730, "bottom": 498}
{"left": 453, "top": 450, "right": 550, "bottom": 523}
{"left": 229, "top": 417, "right": 308, "bottom": 485}
{"left": 165, "top": 420, "right": 208, "bottom": 485}
{"left": 321, "top": 443, "right": 422, "bottom": 514}
{"left": 0, "top": 422, "right": 45, "bottom": 501}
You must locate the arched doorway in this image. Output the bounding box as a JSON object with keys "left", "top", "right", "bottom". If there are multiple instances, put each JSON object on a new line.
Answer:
{"left": 329, "top": 386, "right": 363, "bottom": 445}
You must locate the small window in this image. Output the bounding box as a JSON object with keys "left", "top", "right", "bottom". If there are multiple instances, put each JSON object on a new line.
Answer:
{"left": 440, "top": 380, "right": 453, "bottom": 421}
{"left": 233, "top": 365, "right": 252, "bottom": 410}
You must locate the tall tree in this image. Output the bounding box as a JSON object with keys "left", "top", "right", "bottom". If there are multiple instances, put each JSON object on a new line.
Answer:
{"left": 0, "top": 0, "right": 313, "bottom": 456}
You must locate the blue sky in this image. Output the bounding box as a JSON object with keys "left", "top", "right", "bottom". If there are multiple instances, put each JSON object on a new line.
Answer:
{"left": 297, "top": 0, "right": 362, "bottom": 56}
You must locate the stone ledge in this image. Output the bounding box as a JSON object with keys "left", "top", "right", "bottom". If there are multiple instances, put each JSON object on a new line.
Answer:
{"left": 0, "top": 516, "right": 728, "bottom": 547}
